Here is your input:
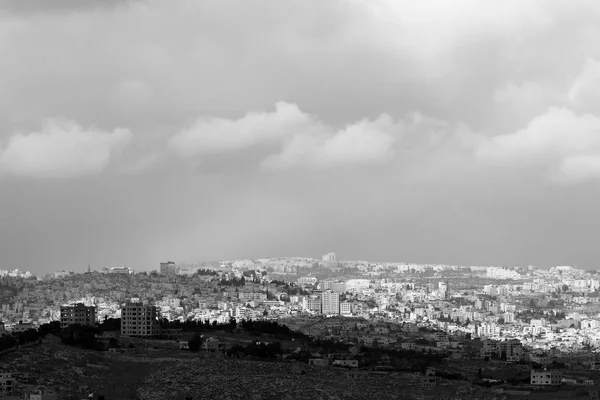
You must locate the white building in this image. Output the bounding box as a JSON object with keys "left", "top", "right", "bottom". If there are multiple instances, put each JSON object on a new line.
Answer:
{"left": 340, "top": 302, "right": 352, "bottom": 315}
{"left": 530, "top": 370, "right": 562, "bottom": 386}
{"left": 322, "top": 253, "right": 337, "bottom": 262}
{"left": 110, "top": 266, "right": 133, "bottom": 274}
{"left": 345, "top": 279, "right": 370, "bottom": 293}
{"left": 321, "top": 291, "right": 340, "bottom": 315}
{"left": 297, "top": 276, "right": 318, "bottom": 286}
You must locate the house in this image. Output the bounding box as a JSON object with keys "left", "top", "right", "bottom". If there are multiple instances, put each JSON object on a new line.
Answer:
{"left": 0, "top": 373, "right": 14, "bottom": 396}
{"left": 347, "top": 371, "right": 366, "bottom": 380}
{"left": 530, "top": 369, "right": 563, "bottom": 386}
{"left": 421, "top": 368, "right": 439, "bottom": 388}
{"left": 332, "top": 359, "right": 359, "bottom": 368}
{"left": 201, "top": 337, "right": 228, "bottom": 353}
{"left": 308, "top": 358, "right": 330, "bottom": 367}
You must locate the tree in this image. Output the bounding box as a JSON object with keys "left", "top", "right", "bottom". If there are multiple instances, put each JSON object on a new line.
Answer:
{"left": 188, "top": 334, "right": 203, "bottom": 352}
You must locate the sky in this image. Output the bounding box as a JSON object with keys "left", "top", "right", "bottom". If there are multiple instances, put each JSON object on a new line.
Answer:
{"left": 2, "top": 0, "right": 600, "bottom": 274}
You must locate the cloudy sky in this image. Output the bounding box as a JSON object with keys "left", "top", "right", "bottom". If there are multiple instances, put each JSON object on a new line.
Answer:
{"left": 2, "top": 0, "right": 600, "bottom": 273}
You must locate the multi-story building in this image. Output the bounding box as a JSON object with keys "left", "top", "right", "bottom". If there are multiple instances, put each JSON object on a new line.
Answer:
{"left": 438, "top": 282, "right": 448, "bottom": 299}
{"left": 345, "top": 279, "right": 370, "bottom": 293}
{"left": 477, "top": 323, "right": 500, "bottom": 338}
{"left": 121, "top": 302, "right": 160, "bottom": 337}
{"left": 307, "top": 297, "right": 321, "bottom": 312}
{"left": 238, "top": 292, "right": 267, "bottom": 301}
{"left": 322, "top": 253, "right": 337, "bottom": 262}
{"left": 340, "top": 302, "right": 352, "bottom": 315}
{"left": 530, "top": 369, "right": 562, "bottom": 386}
{"left": 480, "top": 339, "right": 522, "bottom": 361}
{"left": 60, "top": 303, "right": 96, "bottom": 329}
{"left": 0, "top": 373, "right": 14, "bottom": 396}
{"left": 321, "top": 291, "right": 340, "bottom": 315}
{"left": 297, "top": 276, "right": 318, "bottom": 286}
{"left": 331, "top": 282, "right": 346, "bottom": 294}
{"left": 110, "top": 266, "right": 133, "bottom": 274}
{"left": 160, "top": 261, "right": 178, "bottom": 276}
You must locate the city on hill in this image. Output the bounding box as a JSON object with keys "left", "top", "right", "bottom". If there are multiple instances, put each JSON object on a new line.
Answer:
{"left": 2, "top": 255, "right": 600, "bottom": 399}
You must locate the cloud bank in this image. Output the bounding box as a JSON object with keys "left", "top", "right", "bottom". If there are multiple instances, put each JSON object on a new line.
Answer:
{"left": 0, "top": 119, "right": 132, "bottom": 179}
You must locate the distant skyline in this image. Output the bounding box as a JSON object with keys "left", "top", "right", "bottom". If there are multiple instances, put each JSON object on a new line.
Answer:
{"left": 2, "top": 1, "right": 600, "bottom": 274}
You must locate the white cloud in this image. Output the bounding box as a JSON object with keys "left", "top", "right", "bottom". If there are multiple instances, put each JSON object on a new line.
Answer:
{"left": 170, "top": 102, "right": 400, "bottom": 170}
{"left": 475, "top": 107, "right": 600, "bottom": 182}
{"left": 556, "top": 155, "right": 600, "bottom": 184}
{"left": 0, "top": 119, "right": 132, "bottom": 178}
{"left": 262, "top": 114, "right": 397, "bottom": 170}
{"left": 117, "top": 153, "right": 161, "bottom": 175}
{"left": 568, "top": 57, "right": 600, "bottom": 108}
{"left": 169, "top": 102, "right": 310, "bottom": 157}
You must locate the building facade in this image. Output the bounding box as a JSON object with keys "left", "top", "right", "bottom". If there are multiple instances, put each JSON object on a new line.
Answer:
{"left": 530, "top": 370, "right": 563, "bottom": 386}
{"left": 322, "top": 253, "right": 337, "bottom": 262}
{"left": 110, "top": 266, "right": 133, "bottom": 274}
{"left": 121, "top": 303, "right": 160, "bottom": 337}
{"left": 160, "top": 261, "right": 178, "bottom": 276}
{"left": 321, "top": 291, "right": 340, "bottom": 315}
{"left": 60, "top": 303, "right": 97, "bottom": 329}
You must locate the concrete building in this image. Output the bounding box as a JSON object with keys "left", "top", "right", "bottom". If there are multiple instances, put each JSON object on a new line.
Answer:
{"left": 60, "top": 303, "right": 96, "bottom": 329}
{"left": 12, "top": 322, "right": 34, "bottom": 332}
{"left": 530, "top": 369, "right": 563, "bottom": 386}
{"left": 0, "top": 373, "right": 14, "bottom": 396}
{"left": 438, "top": 281, "right": 448, "bottom": 298}
{"left": 121, "top": 302, "right": 160, "bottom": 337}
{"left": 307, "top": 297, "right": 321, "bottom": 312}
{"left": 297, "top": 276, "right": 317, "bottom": 286}
{"left": 201, "top": 337, "right": 228, "bottom": 353}
{"left": 110, "top": 266, "right": 133, "bottom": 274}
{"left": 340, "top": 301, "right": 352, "bottom": 315}
{"left": 321, "top": 291, "right": 340, "bottom": 315}
{"left": 331, "top": 282, "right": 346, "bottom": 294}
{"left": 322, "top": 253, "right": 337, "bottom": 262}
{"left": 160, "top": 261, "right": 178, "bottom": 276}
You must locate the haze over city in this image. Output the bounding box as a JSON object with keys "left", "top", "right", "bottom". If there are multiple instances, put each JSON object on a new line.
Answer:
{"left": 2, "top": 0, "right": 600, "bottom": 274}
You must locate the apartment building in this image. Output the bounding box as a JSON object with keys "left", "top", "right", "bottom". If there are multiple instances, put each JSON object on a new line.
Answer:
{"left": 321, "top": 291, "right": 340, "bottom": 315}
{"left": 480, "top": 339, "right": 523, "bottom": 361}
{"left": 160, "top": 261, "right": 178, "bottom": 276}
{"left": 121, "top": 302, "right": 160, "bottom": 337}
{"left": 322, "top": 253, "right": 337, "bottom": 262}
{"left": 60, "top": 303, "right": 96, "bottom": 329}
{"left": 110, "top": 266, "right": 132, "bottom": 274}
{"left": 530, "top": 369, "right": 562, "bottom": 386}
{"left": 297, "top": 276, "right": 318, "bottom": 286}
{"left": 340, "top": 301, "right": 352, "bottom": 315}
{"left": 0, "top": 373, "right": 14, "bottom": 396}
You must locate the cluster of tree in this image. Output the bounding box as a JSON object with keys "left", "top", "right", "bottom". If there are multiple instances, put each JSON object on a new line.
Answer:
{"left": 160, "top": 318, "right": 235, "bottom": 332}
{"left": 219, "top": 277, "right": 246, "bottom": 287}
{"left": 358, "top": 348, "right": 445, "bottom": 373}
{"left": 187, "top": 333, "right": 204, "bottom": 352}
{"left": 287, "top": 286, "right": 309, "bottom": 296}
{"left": 227, "top": 341, "right": 283, "bottom": 359}
{"left": 59, "top": 324, "right": 104, "bottom": 350}
{"left": 194, "top": 268, "right": 219, "bottom": 276}
{"left": 270, "top": 280, "right": 287, "bottom": 287}
{"left": 435, "top": 370, "right": 465, "bottom": 380}
{"left": 98, "top": 317, "right": 121, "bottom": 331}
{"left": 239, "top": 319, "right": 292, "bottom": 335}
{"left": 0, "top": 323, "right": 52, "bottom": 352}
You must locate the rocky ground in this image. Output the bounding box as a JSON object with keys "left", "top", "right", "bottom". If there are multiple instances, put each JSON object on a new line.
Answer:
{"left": 0, "top": 337, "right": 490, "bottom": 400}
